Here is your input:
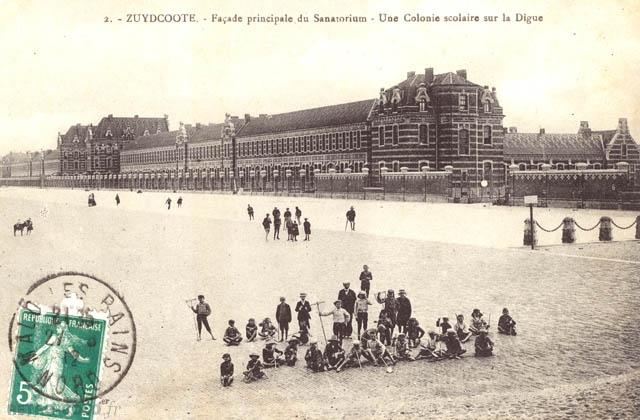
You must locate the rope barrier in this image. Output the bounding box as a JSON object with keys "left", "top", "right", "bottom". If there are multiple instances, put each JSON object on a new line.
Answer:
{"left": 534, "top": 221, "right": 564, "bottom": 233}
{"left": 574, "top": 221, "right": 601, "bottom": 231}
{"left": 611, "top": 219, "right": 637, "bottom": 230}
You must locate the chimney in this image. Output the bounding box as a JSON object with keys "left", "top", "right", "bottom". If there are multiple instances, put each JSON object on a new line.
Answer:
{"left": 134, "top": 115, "right": 139, "bottom": 118}
{"left": 578, "top": 121, "right": 591, "bottom": 136}
{"left": 456, "top": 69, "right": 467, "bottom": 80}
{"left": 196, "top": 123, "right": 202, "bottom": 129}
{"left": 509, "top": 127, "right": 517, "bottom": 133}
{"left": 108, "top": 114, "right": 113, "bottom": 119}
{"left": 539, "top": 128, "right": 545, "bottom": 134}
{"left": 407, "top": 71, "right": 416, "bottom": 79}
{"left": 425, "top": 67, "right": 434, "bottom": 84}
{"left": 617, "top": 117, "right": 629, "bottom": 134}
{"left": 259, "top": 114, "right": 267, "bottom": 118}
{"left": 244, "top": 114, "right": 251, "bottom": 123}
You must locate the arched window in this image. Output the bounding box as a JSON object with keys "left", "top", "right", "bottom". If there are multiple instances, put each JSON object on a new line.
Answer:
{"left": 621, "top": 143, "right": 628, "bottom": 158}
{"left": 483, "top": 101, "right": 491, "bottom": 113}
{"left": 392, "top": 161, "right": 400, "bottom": 172}
{"left": 458, "top": 128, "right": 470, "bottom": 155}
{"left": 392, "top": 125, "right": 399, "bottom": 145}
{"left": 378, "top": 126, "right": 385, "bottom": 147}
{"left": 593, "top": 163, "right": 601, "bottom": 169}
{"left": 483, "top": 126, "right": 492, "bottom": 145}
{"left": 556, "top": 163, "right": 565, "bottom": 170}
{"left": 419, "top": 124, "right": 428, "bottom": 144}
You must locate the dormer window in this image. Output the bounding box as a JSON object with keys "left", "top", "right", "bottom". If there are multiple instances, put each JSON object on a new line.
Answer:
{"left": 105, "top": 129, "right": 113, "bottom": 138}
{"left": 483, "top": 101, "right": 492, "bottom": 113}
{"left": 143, "top": 129, "right": 150, "bottom": 136}
{"left": 73, "top": 135, "right": 79, "bottom": 143}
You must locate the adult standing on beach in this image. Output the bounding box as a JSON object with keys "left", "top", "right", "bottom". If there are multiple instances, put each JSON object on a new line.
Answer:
{"left": 165, "top": 197, "right": 172, "bottom": 210}
{"left": 359, "top": 265, "right": 372, "bottom": 297}
{"left": 295, "top": 206, "right": 302, "bottom": 224}
{"left": 396, "top": 289, "right": 412, "bottom": 334}
{"left": 262, "top": 214, "right": 272, "bottom": 241}
{"left": 115, "top": 194, "right": 120, "bottom": 206}
{"left": 295, "top": 293, "right": 312, "bottom": 331}
{"left": 247, "top": 204, "right": 254, "bottom": 220}
{"left": 338, "top": 282, "right": 357, "bottom": 339}
{"left": 303, "top": 218, "right": 311, "bottom": 241}
{"left": 272, "top": 207, "right": 281, "bottom": 240}
{"left": 346, "top": 206, "right": 356, "bottom": 231}
{"left": 275, "top": 297, "right": 292, "bottom": 342}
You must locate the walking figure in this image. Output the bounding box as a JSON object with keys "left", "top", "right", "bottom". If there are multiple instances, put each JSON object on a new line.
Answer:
{"left": 346, "top": 206, "right": 356, "bottom": 231}
{"left": 303, "top": 218, "right": 311, "bottom": 241}
{"left": 272, "top": 207, "right": 281, "bottom": 240}
{"left": 115, "top": 194, "right": 120, "bottom": 206}
{"left": 165, "top": 197, "right": 172, "bottom": 210}
{"left": 177, "top": 196, "right": 183, "bottom": 208}
{"left": 262, "top": 214, "right": 272, "bottom": 241}
{"left": 295, "top": 206, "right": 302, "bottom": 224}
{"left": 191, "top": 295, "right": 216, "bottom": 341}
{"left": 247, "top": 204, "right": 254, "bottom": 220}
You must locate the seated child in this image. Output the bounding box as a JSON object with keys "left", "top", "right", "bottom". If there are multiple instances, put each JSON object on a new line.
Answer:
{"left": 406, "top": 318, "right": 425, "bottom": 348}
{"left": 323, "top": 335, "right": 346, "bottom": 371}
{"left": 305, "top": 340, "right": 326, "bottom": 372}
{"left": 368, "top": 336, "right": 395, "bottom": 365}
{"left": 498, "top": 308, "right": 517, "bottom": 336}
{"left": 469, "top": 309, "right": 489, "bottom": 334}
{"left": 258, "top": 317, "right": 277, "bottom": 340}
{"left": 243, "top": 353, "right": 266, "bottom": 382}
{"left": 474, "top": 329, "right": 494, "bottom": 357}
{"left": 337, "top": 342, "right": 367, "bottom": 371}
{"left": 443, "top": 330, "right": 467, "bottom": 359}
{"left": 220, "top": 353, "right": 234, "bottom": 387}
{"left": 395, "top": 333, "right": 414, "bottom": 361}
{"left": 246, "top": 318, "right": 258, "bottom": 342}
{"left": 223, "top": 320, "right": 243, "bottom": 346}
{"left": 436, "top": 316, "right": 452, "bottom": 336}
{"left": 416, "top": 330, "right": 443, "bottom": 361}
{"left": 284, "top": 338, "right": 299, "bottom": 367}
{"left": 262, "top": 340, "right": 284, "bottom": 368}
{"left": 454, "top": 314, "right": 472, "bottom": 343}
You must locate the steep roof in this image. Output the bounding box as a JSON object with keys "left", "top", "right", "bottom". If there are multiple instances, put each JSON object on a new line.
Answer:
{"left": 94, "top": 116, "right": 169, "bottom": 139}
{"left": 60, "top": 124, "right": 90, "bottom": 145}
{"left": 123, "top": 123, "right": 224, "bottom": 152}
{"left": 504, "top": 132, "right": 604, "bottom": 160}
{"left": 237, "top": 99, "right": 375, "bottom": 138}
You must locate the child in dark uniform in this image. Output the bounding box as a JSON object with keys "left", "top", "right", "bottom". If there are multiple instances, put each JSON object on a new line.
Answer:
{"left": 223, "top": 320, "right": 243, "bottom": 346}
{"left": 498, "top": 308, "right": 517, "bottom": 336}
{"left": 303, "top": 218, "right": 311, "bottom": 241}
{"left": 220, "top": 353, "right": 234, "bottom": 387}
{"left": 243, "top": 353, "right": 266, "bottom": 382}
{"left": 436, "top": 316, "right": 452, "bottom": 336}
{"left": 284, "top": 338, "right": 299, "bottom": 366}
{"left": 246, "top": 318, "right": 258, "bottom": 342}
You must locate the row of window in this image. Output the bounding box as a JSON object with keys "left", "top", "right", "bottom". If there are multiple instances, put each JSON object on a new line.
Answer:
{"left": 457, "top": 94, "right": 493, "bottom": 113}
{"left": 62, "top": 159, "right": 113, "bottom": 170}
{"left": 122, "top": 131, "right": 365, "bottom": 165}
{"left": 376, "top": 125, "right": 492, "bottom": 151}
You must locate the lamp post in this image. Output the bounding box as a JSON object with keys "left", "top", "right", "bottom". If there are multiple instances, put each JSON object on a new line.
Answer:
{"left": 344, "top": 167, "right": 351, "bottom": 198}
{"left": 381, "top": 166, "right": 388, "bottom": 200}
{"left": 260, "top": 169, "right": 267, "bottom": 193}
{"left": 273, "top": 169, "right": 279, "bottom": 194}
{"left": 40, "top": 150, "right": 45, "bottom": 188}
{"left": 285, "top": 169, "right": 292, "bottom": 195}
{"left": 249, "top": 169, "right": 255, "bottom": 195}
{"left": 219, "top": 170, "right": 225, "bottom": 191}
{"left": 313, "top": 168, "right": 321, "bottom": 197}
{"left": 299, "top": 168, "right": 306, "bottom": 194}
{"left": 239, "top": 170, "right": 245, "bottom": 190}
{"left": 176, "top": 121, "right": 188, "bottom": 191}
{"left": 222, "top": 113, "right": 237, "bottom": 193}
{"left": 328, "top": 167, "right": 336, "bottom": 198}
{"left": 421, "top": 165, "right": 429, "bottom": 202}
{"left": 362, "top": 167, "right": 369, "bottom": 200}
{"left": 27, "top": 151, "right": 32, "bottom": 179}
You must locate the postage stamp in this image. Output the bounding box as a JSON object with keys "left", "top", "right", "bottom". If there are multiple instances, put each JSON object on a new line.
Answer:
{"left": 7, "top": 271, "right": 136, "bottom": 420}
{"left": 8, "top": 312, "right": 106, "bottom": 419}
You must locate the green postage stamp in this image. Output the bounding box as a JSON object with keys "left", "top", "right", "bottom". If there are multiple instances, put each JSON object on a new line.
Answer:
{"left": 8, "top": 310, "right": 106, "bottom": 420}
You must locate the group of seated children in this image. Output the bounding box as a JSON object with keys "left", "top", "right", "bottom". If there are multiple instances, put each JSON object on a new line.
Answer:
{"left": 225, "top": 317, "right": 311, "bottom": 346}
{"left": 222, "top": 307, "right": 517, "bottom": 385}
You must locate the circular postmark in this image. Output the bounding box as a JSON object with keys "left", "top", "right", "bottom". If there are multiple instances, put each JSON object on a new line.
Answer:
{"left": 8, "top": 271, "right": 136, "bottom": 405}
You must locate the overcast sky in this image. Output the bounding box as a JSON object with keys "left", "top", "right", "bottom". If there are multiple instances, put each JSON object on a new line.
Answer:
{"left": 1, "top": 0, "right": 638, "bottom": 155}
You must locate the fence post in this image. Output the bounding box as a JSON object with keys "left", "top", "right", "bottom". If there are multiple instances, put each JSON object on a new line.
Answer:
{"left": 562, "top": 217, "right": 576, "bottom": 243}
{"left": 599, "top": 216, "right": 613, "bottom": 241}
{"left": 362, "top": 167, "right": 369, "bottom": 200}
{"left": 381, "top": 166, "right": 388, "bottom": 200}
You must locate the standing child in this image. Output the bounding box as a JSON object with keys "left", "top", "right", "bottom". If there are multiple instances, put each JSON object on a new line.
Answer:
{"left": 293, "top": 221, "right": 299, "bottom": 241}
{"left": 295, "top": 206, "right": 302, "bottom": 224}
{"left": 247, "top": 204, "right": 254, "bottom": 220}
{"left": 220, "top": 353, "right": 234, "bottom": 387}
{"left": 177, "top": 196, "right": 183, "bottom": 208}
{"left": 243, "top": 353, "right": 266, "bottom": 382}
{"left": 275, "top": 297, "right": 292, "bottom": 342}
{"left": 223, "top": 320, "right": 243, "bottom": 346}
{"left": 191, "top": 295, "right": 215, "bottom": 341}
{"left": 355, "top": 291, "right": 372, "bottom": 339}
{"left": 359, "top": 265, "right": 372, "bottom": 297}
{"left": 303, "top": 218, "right": 311, "bottom": 241}
{"left": 262, "top": 214, "right": 272, "bottom": 241}
{"left": 246, "top": 318, "right": 258, "bottom": 342}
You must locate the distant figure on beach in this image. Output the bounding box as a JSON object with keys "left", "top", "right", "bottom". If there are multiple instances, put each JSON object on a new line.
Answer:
{"left": 346, "top": 206, "right": 356, "bottom": 231}
{"left": 88, "top": 193, "right": 96, "bottom": 207}
{"left": 359, "top": 265, "right": 372, "bottom": 297}
{"left": 295, "top": 206, "right": 302, "bottom": 224}
{"left": 292, "top": 221, "right": 299, "bottom": 241}
{"left": 165, "top": 197, "right": 172, "bottom": 210}
{"left": 247, "top": 204, "right": 254, "bottom": 220}
{"left": 272, "top": 207, "right": 281, "bottom": 240}
{"left": 498, "top": 308, "right": 517, "bottom": 336}
{"left": 115, "top": 194, "right": 120, "bottom": 206}
{"left": 262, "top": 214, "right": 271, "bottom": 240}
{"left": 284, "top": 208, "right": 292, "bottom": 226}
{"left": 303, "top": 218, "right": 311, "bottom": 241}
{"left": 177, "top": 196, "right": 183, "bottom": 208}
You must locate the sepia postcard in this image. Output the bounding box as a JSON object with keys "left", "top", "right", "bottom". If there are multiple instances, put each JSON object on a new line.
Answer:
{"left": 1, "top": 0, "right": 639, "bottom": 419}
